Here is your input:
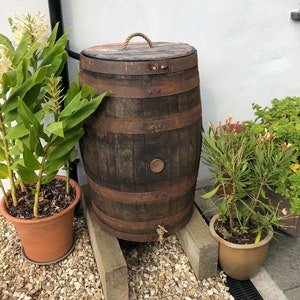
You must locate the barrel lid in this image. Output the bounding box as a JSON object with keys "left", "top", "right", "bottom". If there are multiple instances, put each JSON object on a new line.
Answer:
{"left": 82, "top": 41, "right": 196, "bottom": 61}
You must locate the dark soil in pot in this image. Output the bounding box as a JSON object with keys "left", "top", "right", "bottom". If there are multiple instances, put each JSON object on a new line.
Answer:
{"left": 6, "top": 179, "right": 76, "bottom": 219}
{"left": 214, "top": 217, "right": 268, "bottom": 244}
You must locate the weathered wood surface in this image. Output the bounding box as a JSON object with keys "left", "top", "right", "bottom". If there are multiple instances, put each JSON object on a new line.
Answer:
{"left": 82, "top": 185, "right": 219, "bottom": 298}
{"left": 82, "top": 185, "right": 128, "bottom": 300}
{"left": 81, "top": 42, "right": 196, "bottom": 62}
{"left": 80, "top": 43, "right": 202, "bottom": 242}
{"left": 176, "top": 205, "right": 218, "bottom": 280}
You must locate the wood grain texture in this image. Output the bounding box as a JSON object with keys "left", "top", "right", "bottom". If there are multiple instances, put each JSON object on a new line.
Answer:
{"left": 80, "top": 43, "right": 202, "bottom": 241}
{"left": 82, "top": 186, "right": 128, "bottom": 300}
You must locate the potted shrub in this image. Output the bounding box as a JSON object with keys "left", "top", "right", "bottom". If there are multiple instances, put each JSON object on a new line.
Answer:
{"left": 251, "top": 97, "right": 300, "bottom": 236}
{"left": 201, "top": 116, "right": 295, "bottom": 280}
{"left": 0, "top": 13, "right": 107, "bottom": 264}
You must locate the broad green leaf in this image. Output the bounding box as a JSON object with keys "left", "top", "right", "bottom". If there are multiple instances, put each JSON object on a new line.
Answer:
{"left": 50, "top": 127, "right": 84, "bottom": 147}
{"left": 81, "top": 84, "right": 96, "bottom": 98}
{"left": 43, "top": 153, "right": 69, "bottom": 175}
{"left": 0, "top": 163, "right": 8, "bottom": 179}
{"left": 62, "top": 93, "right": 107, "bottom": 130}
{"left": 28, "top": 126, "right": 45, "bottom": 155}
{"left": 47, "top": 52, "right": 68, "bottom": 77}
{"left": 16, "top": 164, "right": 39, "bottom": 183}
{"left": 8, "top": 144, "right": 22, "bottom": 157}
{"left": 69, "top": 148, "right": 78, "bottom": 162}
{"left": 0, "top": 33, "right": 14, "bottom": 53}
{"left": 45, "top": 121, "right": 64, "bottom": 137}
{"left": 5, "top": 123, "right": 29, "bottom": 140}
{"left": 2, "top": 65, "right": 48, "bottom": 113}
{"left": 47, "top": 130, "right": 84, "bottom": 161}
{"left": 2, "top": 108, "right": 20, "bottom": 123}
{"left": 39, "top": 31, "right": 69, "bottom": 76}
{"left": 18, "top": 97, "right": 39, "bottom": 128}
{"left": 46, "top": 23, "right": 59, "bottom": 48}
{"left": 2, "top": 69, "right": 17, "bottom": 93}
{"left": 12, "top": 31, "right": 31, "bottom": 65}
{"left": 63, "top": 81, "right": 80, "bottom": 106}
{"left": 22, "top": 143, "right": 41, "bottom": 170}
{"left": 22, "top": 42, "right": 40, "bottom": 62}
{"left": 22, "top": 83, "right": 44, "bottom": 109}
{"left": 59, "top": 92, "right": 82, "bottom": 118}
{"left": 17, "top": 97, "right": 47, "bottom": 140}
{"left": 41, "top": 172, "right": 57, "bottom": 184}
{"left": 0, "top": 148, "right": 5, "bottom": 161}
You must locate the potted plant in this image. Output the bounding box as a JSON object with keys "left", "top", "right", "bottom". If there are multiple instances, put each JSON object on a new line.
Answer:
{"left": 0, "top": 13, "right": 107, "bottom": 264}
{"left": 250, "top": 97, "right": 300, "bottom": 236}
{"left": 201, "top": 116, "right": 295, "bottom": 280}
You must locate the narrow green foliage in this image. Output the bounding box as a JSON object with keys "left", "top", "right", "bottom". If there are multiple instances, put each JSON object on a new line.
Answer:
{"left": 201, "top": 117, "right": 296, "bottom": 242}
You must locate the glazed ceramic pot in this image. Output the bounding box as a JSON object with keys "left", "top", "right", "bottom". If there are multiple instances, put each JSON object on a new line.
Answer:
{"left": 0, "top": 175, "right": 81, "bottom": 264}
{"left": 209, "top": 214, "right": 273, "bottom": 280}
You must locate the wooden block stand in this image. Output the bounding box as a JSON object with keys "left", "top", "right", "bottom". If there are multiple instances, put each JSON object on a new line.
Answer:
{"left": 82, "top": 186, "right": 128, "bottom": 300}
{"left": 176, "top": 206, "right": 218, "bottom": 280}
{"left": 82, "top": 185, "right": 218, "bottom": 300}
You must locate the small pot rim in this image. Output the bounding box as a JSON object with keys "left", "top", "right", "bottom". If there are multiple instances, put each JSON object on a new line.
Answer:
{"left": 209, "top": 214, "right": 274, "bottom": 249}
{"left": 0, "top": 175, "right": 81, "bottom": 224}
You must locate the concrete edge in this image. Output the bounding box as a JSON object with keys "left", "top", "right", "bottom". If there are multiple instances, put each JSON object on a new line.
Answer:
{"left": 251, "top": 267, "right": 288, "bottom": 300}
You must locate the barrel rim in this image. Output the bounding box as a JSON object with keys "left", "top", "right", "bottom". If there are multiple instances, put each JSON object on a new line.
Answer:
{"left": 81, "top": 41, "right": 196, "bottom": 61}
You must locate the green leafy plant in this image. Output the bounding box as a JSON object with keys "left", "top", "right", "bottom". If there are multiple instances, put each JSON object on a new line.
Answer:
{"left": 251, "top": 97, "right": 300, "bottom": 215}
{"left": 0, "top": 13, "right": 108, "bottom": 217}
{"left": 201, "top": 116, "right": 295, "bottom": 244}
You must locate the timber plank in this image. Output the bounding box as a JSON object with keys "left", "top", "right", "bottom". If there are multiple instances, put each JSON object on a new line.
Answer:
{"left": 176, "top": 203, "right": 218, "bottom": 280}
{"left": 82, "top": 185, "right": 128, "bottom": 300}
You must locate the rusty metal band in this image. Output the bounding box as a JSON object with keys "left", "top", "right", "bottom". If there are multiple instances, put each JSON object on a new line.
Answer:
{"left": 79, "top": 52, "right": 198, "bottom": 75}
{"left": 86, "top": 173, "right": 198, "bottom": 204}
{"left": 86, "top": 103, "right": 201, "bottom": 134}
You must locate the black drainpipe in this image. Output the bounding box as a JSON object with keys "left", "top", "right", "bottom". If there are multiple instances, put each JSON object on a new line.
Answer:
{"left": 48, "top": 0, "right": 80, "bottom": 182}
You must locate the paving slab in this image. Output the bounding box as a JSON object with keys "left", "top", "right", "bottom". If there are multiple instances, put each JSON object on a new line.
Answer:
{"left": 263, "top": 233, "right": 300, "bottom": 300}
{"left": 251, "top": 267, "right": 288, "bottom": 300}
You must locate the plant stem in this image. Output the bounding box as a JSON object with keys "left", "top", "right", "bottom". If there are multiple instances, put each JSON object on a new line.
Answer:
{"left": 33, "top": 134, "right": 53, "bottom": 217}
{"left": 0, "top": 180, "right": 9, "bottom": 207}
{"left": 33, "top": 174, "right": 41, "bottom": 217}
{"left": 66, "top": 160, "right": 70, "bottom": 195}
{"left": 0, "top": 112, "right": 17, "bottom": 206}
{"left": 244, "top": 185, "right": 262, "bottom": 226}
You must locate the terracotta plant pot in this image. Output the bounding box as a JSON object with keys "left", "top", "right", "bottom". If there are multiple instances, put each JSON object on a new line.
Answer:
{"left": 209, "top": 214, "right": 273, "bottom": 280}
{"left": 0, "top": 175, "right": 81, "bottom": 264}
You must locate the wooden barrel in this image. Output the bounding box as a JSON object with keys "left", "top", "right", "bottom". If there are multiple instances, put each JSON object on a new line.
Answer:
{"left": 79, "top": 33, "right": 202, "bottom": 242}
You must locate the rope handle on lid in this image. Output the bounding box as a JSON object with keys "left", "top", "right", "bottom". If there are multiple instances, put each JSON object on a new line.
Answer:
{"left": 122, "top": 32, "right": 153, "bottom": 50}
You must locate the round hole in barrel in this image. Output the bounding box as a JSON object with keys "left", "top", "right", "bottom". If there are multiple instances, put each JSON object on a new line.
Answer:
{"left": 79, "top": 35, "right": 202, "bottom": 242}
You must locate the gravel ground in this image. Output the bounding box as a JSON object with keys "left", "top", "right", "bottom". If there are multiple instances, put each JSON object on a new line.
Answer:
{"left": 0, "top": 213, "right": 234, "bottom": 300}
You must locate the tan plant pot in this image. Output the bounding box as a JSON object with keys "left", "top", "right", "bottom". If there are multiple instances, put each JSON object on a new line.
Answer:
{"left": 209, "top": 214, "right": 273, "bottom": 280}
{"left": 0, "top": 175, "right": 81, "bottom": 264}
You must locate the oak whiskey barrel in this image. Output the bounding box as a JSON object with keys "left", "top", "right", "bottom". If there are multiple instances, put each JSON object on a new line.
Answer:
{"left": 79, "top": 33, "right": 202, "bottom": 241}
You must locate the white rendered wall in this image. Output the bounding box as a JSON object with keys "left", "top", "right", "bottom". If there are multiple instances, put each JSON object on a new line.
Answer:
{"left": 1, "top": 0, "right": 300, "bottom": 187}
